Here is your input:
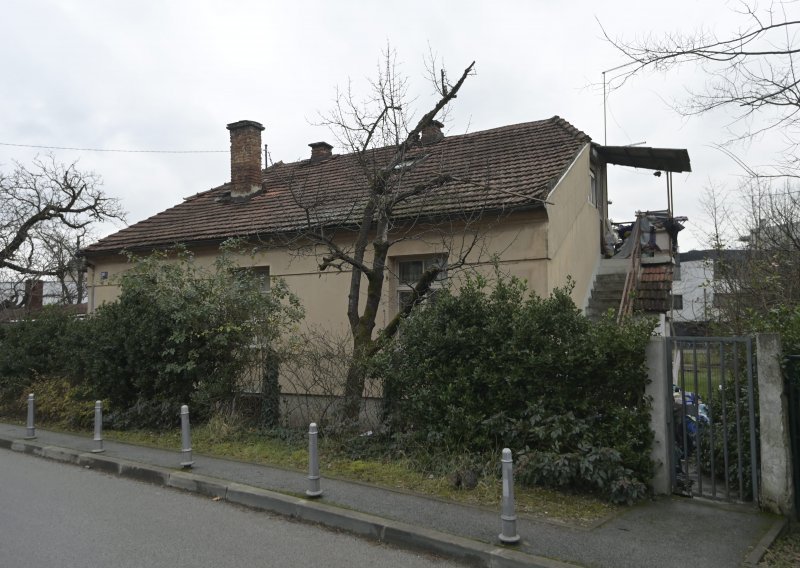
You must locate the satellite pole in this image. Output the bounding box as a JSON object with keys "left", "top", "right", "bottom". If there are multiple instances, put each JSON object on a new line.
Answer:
{"left": 601, "top": 62, "right": 633, "bottom": 146}
{"left": 603, "top": 70, "right": 607, "bottom": 145}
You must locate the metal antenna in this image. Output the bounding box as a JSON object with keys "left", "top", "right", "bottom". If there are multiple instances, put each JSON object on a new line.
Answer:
{"left": 601, "top": 62, "right": 634, "bottom": 146}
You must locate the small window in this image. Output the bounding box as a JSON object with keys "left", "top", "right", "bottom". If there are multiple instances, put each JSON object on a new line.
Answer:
{"left": 393, "top": 158, "right": 417, "bottom": 171}
{"left": 252, "top": 266, "right": 270, "bottom": 294}
{"left": 396, "top": 256, "right": 447, "bottom": 311}
{"left": 672, "top": 294, "right": 683, "bottom": 310}
{"left": 589, "top": 170, "right": 598, "bottom": 207}
{"left": 234, "top": 266, "right": 270, "bottom": 294}
{"left": 392, "top": 153, "right": 428, "bottom": 172}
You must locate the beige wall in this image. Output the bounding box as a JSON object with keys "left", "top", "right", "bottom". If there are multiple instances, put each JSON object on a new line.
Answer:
{"left": 86, "top": 208, "right": 555, "bottom": 337}
{"left": 544, "top": 144, "right": 602, "bottom": 307}
{"left": 86, "top": 150, "right": 603, "bottom": 330}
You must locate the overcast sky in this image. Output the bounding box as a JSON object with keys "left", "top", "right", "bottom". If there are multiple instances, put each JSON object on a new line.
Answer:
{"left": 2, "top": 0, "right": 789, "bottom": 251}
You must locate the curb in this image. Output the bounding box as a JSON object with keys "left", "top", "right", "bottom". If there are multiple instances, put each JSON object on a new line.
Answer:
{"left": 742, "top": 515, "right": 789, "bottom": 567}
{"left": 1, "top": 436, "right": 578, "bottom": 568}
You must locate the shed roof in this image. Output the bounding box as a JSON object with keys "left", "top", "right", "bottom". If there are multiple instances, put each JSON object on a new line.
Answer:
{"left": 596, "top": 145, "right": 691, "bottom": 173}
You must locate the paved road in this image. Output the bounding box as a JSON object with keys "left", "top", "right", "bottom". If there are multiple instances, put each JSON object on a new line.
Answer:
{"left": 0, "top": 450, "right": 461, "bottom": 568}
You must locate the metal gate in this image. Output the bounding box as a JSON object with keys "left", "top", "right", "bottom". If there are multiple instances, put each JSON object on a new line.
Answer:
{"left": 667, "top": 336, "right": 759, "bottom": 503}
{"left": 786, "top": 354, "right": 800, "bottom": 514}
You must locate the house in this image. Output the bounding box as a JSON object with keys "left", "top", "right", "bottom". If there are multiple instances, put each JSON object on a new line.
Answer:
{"left": 81, "top": 117, "right": 690, "bottom": 354}
{"left": 672, "top": 248, "right": 748, "bottom": 336}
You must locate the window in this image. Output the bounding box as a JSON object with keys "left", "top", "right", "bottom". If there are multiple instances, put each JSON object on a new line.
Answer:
{"left": 234, "top": 266, "right": 270, "bottom": 293}
{"left": 589, "top": 170, "right": 598, "bottom": 207}
{"left": 252, "top": 266, "right": 270, "bottom": 294}
{"left": 672, "top": 294, "right": 683, "bottom": 310}
{"left": 396, "top": 256, "right": 447, "bottom": 311}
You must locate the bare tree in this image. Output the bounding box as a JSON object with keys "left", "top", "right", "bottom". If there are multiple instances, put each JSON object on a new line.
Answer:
{"left": 602, "top": 2, "right": 800, "bottom": 173}
{"left": 698, "top": 177, "right": 800, "bottom": 333}
{"left": 0, "top": 155, "right": 124, "bottom": 306}
{"left": 278, "top": 49, "right": 478, "bottom": 422}
{"left": 603, "top": 1, "right": 800, "bottom": 333}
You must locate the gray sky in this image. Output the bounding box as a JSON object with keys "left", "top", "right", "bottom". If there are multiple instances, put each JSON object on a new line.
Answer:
{"left": 2, "top": 0, "right": 787, "bottom": 251}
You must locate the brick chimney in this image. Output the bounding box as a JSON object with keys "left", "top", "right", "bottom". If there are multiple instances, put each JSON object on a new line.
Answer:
{"left": 420, "top": 120, "right": 445, "bottom": 145}
{"left": 308, "top": 141, "right": 333, "bottom": 164}
{"left": 226, "top": 120, "right": 265, "bottom": 198}
{"left": 24, "top": 279, "right": 44, "bottom": 310}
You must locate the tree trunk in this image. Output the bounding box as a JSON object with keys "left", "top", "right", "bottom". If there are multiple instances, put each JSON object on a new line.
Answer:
{"left": 340, "top": 325, "right": 372, "bottom": 427}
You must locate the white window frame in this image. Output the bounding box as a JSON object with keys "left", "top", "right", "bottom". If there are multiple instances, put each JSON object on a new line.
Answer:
{"left": 395, "top": 255, "right": 447, "bottom": 311}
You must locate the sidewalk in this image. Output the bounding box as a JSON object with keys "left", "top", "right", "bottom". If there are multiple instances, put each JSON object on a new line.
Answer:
{"left": 0, "top": 422, "right": 784, "bottom": 568}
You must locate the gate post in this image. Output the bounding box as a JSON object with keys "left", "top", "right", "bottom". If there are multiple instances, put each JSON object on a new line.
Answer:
{"left": 646, "top": 336, "right": 672, "bottom": 495}
{"left": 757, "top": 333, "right": 794, "bottom": 516}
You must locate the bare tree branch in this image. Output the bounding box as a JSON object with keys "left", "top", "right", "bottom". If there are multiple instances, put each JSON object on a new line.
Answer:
{"left": 601, "top": 1, "right": 800, "bottom": 169}
{"left": 277, "top": 47, "right": 479, "bottom": 423}
{"left": 1, "top": 155, "right": 125, "bottom": 305}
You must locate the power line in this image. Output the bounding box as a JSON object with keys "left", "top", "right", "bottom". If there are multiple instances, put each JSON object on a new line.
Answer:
{"left": 0, "top": 141, "right": 227, "bottom": 154}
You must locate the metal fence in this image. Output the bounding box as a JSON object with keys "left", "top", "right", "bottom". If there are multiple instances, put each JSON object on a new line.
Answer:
{"left": 667, "top": 336, "right": 759, "bottom": 503}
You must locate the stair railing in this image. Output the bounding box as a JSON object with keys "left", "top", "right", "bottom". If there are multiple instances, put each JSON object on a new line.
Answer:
{"left": 617, "top": 213, "right": 643, "bottom": 324}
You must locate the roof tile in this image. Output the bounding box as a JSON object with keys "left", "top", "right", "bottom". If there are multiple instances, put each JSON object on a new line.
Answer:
{"left": 84, "top": 116, "right": 590, "bottom": 254}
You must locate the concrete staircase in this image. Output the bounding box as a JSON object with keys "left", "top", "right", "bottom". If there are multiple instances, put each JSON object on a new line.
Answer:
{"left": 585, "top": 272, "right": 627, "bottom": 320}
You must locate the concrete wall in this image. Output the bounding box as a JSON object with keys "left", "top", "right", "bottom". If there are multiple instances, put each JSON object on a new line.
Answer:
{"left": 646, "top": 336, "right": 672, "bottom": 495}
{"left": 757, "top": 333, "right": 795, "bottom": 516}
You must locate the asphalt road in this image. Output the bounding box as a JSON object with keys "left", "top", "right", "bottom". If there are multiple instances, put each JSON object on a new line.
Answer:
{"left": 0, "top": 450, "right": 461, "bottom": 567}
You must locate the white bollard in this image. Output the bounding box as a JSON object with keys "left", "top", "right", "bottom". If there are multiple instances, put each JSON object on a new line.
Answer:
{"left": 25, "top": 393, "right": 36, "bottom": 439}
{"left": 180, "top": 405, "right": 194, "bottom": 468}
{"left": 92, "top": 400, "right": 105, "bottom": 453}
{"left": 499, "top": 448, "right": 520, "bottom": 544}
{"left": 306, "top": 422, "right": 322, "bottom": 498}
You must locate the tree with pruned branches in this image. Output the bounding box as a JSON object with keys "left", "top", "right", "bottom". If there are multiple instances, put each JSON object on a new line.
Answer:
{"left": 279, "top": 49, "right": 479, "bottom": 423}
{"left": 1, "top": 156, "right": 124, "bottom": 307}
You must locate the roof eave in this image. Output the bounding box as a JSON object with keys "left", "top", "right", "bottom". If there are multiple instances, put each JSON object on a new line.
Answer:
{"left": 79, "top": 202, "right": 547, "bottom": 258}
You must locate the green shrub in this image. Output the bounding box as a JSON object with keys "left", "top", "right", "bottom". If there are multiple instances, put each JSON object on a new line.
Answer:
{"left": 0, "top": 306, "right": 85, "bottom": 381}
{"left": 509, "top": 401, "right": 649, "bottom": 504}
{"left": 83, "top": 243, "right": 303, "bottom": 429}
{"left": 0, "top": 308, "right": 89, "bottom": 422}
{"left": 0, "top": 241, "right": 303, "bottom": 430}
{"left": 16, "top": 376, "right": 101, "bottom": 429}
{"left": 379, "top": 273, "right": 655, "bottom": 502}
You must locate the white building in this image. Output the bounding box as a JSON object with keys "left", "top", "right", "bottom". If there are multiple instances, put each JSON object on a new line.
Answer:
{"left": 672, "top": 249, "right": 744, "bottom": 335}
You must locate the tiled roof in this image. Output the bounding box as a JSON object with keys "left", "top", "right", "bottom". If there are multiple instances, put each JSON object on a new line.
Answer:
{"left": 635, "top": 264, "right": 674, "bottom": 312}
{"left": 83, "top": 116, "right": 590, "bottom": 255}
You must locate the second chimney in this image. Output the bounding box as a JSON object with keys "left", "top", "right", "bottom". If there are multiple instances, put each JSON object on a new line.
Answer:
{"left": 227, "top": 120, "right": 265, "bottom": 198}
{"left": 309, "top": 141, "right": 333, "bottom": 164}
{"left": 421, "top": 120, "right": 445, "bottom": 145}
